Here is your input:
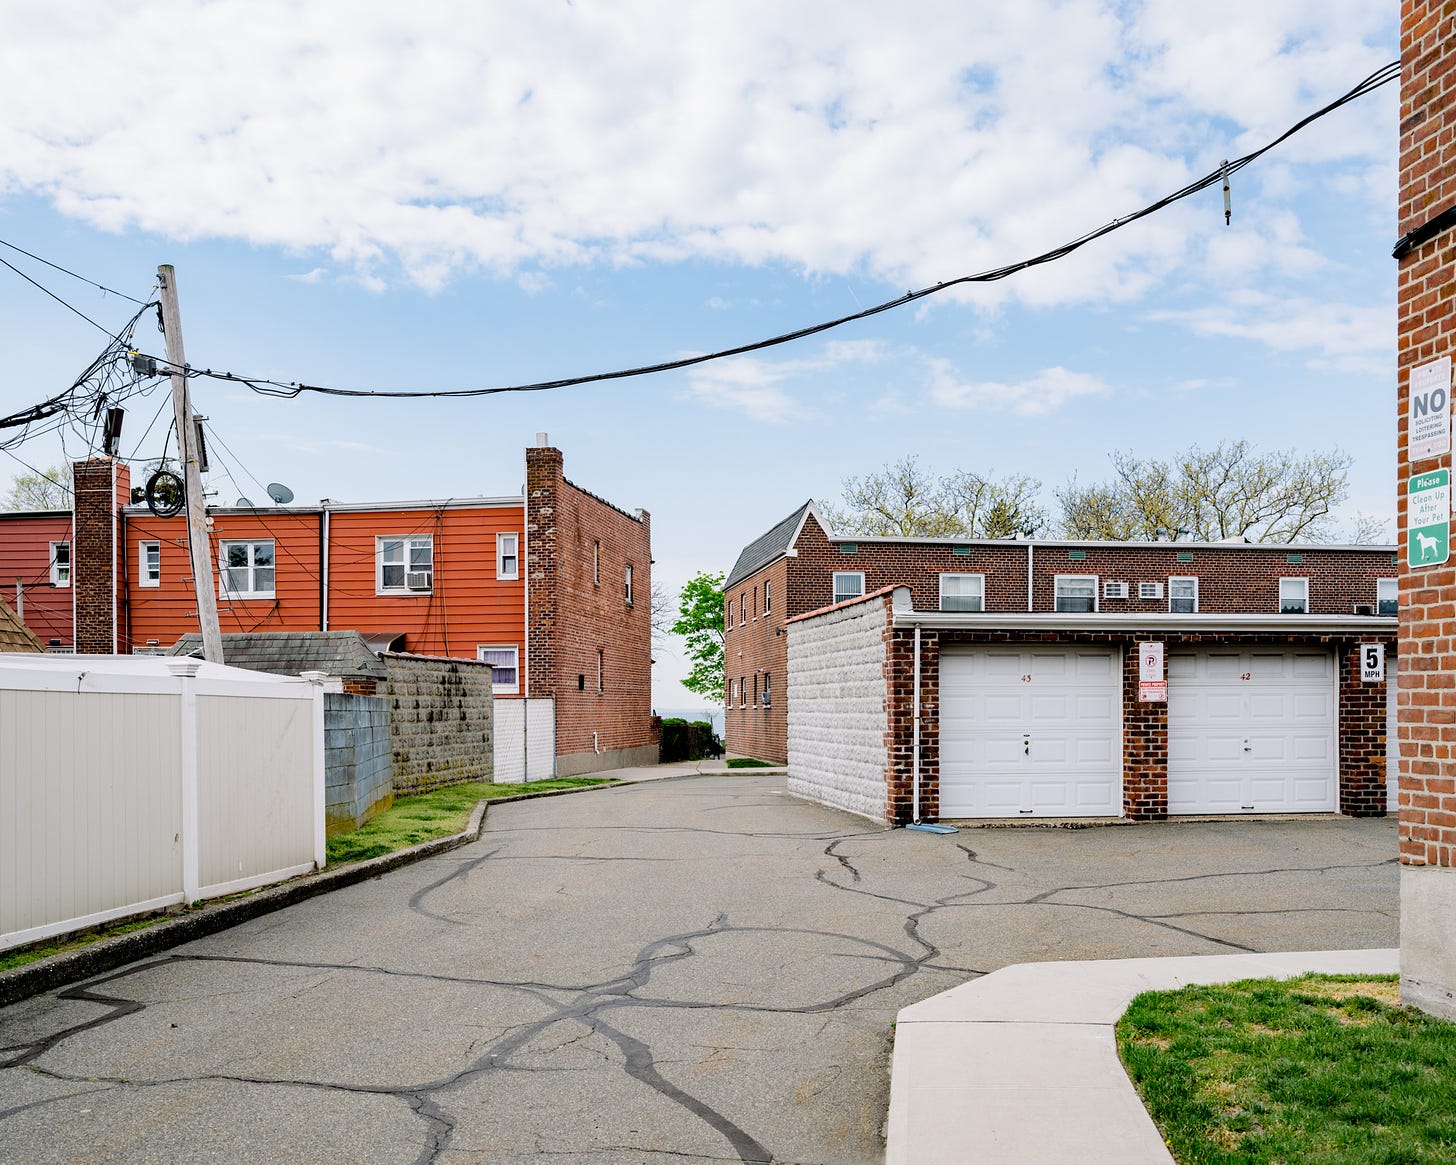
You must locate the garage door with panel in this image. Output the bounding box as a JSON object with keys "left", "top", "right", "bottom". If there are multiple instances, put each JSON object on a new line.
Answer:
{"left": 1167, "top": 648, "right": 1336, "bottom": 814}
{"left": 939, "top": 646, "right": 1121, "bottom": 818}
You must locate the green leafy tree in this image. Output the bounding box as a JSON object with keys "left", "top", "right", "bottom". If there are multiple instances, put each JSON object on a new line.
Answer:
{"left": 2, "top": 466, "right": 71, "bottom": 510}
{"left": 671, "top": 570, "right": 726, "bottom": 700}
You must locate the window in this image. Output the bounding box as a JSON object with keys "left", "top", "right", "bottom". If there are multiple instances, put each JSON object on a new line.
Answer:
{"left": 752, "top": 585, "right": 758, "bottom": 619}
{"left": 833, "top": 572, "right": 865, "bottom": 605}
{"left": 740, "top": 592, "right": 747, "bottom": 626}
{"left": 939, "top": 573, "right": 984, "bottom": 612}
{"left": 597, "top": 648, "right": 604, "bottom": 693}
{"left": 1377, "top": 578, "right": 1397, "bottom": 617}
{"left": 764, "top": 580, "right": 771, "bottom": 616}
{"left": 625, "top": 564, "right": 634, "bottom": 607}
{"left": 139, "top": 541, "right": 161, "bottom": 587}
{"left": 1169, "top": 576, "right": 1198, "bottom": 614}
{"left": 753, "top": 674, "right": 759, "bottom": 707}
{"left": 1054, "top": 575, "right": 1097, "bottom": 613}
{"left": 219, "top": 540, "right": 275, "bottom": 599}
{"left": 726, "top": 598, "right": 734, "bottom": 631}
{"left": 377, "top": 536, "right": 433, "bottom": 593}
{"left": 762, "top": 672, "right": 771, "bottom": 707}
{"left": 496, "top": 533, "right": 519, "bottom": 580}
{"left": 1279, "top": 577, "right": 1309, "bottom": 615}
{"left": 740, "top": 676, "right": 747, "bottom": 707}
{"left": 477, "top": 645, "right": 519, "bottom": 694}
{"left": 49, "top": 541, "right": 70, "bottom": 587}
{"left": 593, "top": 540, "right": 600, "bottom": 585}
{"left": 729, "top": 678, "right": 738, "bottom": 707}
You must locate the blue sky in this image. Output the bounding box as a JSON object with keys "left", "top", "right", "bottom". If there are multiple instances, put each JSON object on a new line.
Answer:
{"left": 0, "top": 2, "right": 1398, "bottom": 710}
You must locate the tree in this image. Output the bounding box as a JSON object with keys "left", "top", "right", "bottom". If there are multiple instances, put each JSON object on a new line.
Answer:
{"left": 822, "top": 455, "right": 1047, "bottom": 538}
{"left": 650, "top": 581, "right": 674, "bottom": 650}
{"left": 2, "top": 466, "right": 71, "bottom": 510}
{"left": 671, "top": 571, "right": 725, "bottom": 700}
{"left": 1055, "top": 442, "right": 1355, "bottom": 543}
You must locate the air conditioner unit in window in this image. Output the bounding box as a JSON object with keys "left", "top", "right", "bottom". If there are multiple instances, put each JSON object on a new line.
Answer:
{"left": 1139, "top": 582, "right": 1164, "bottom": 599}
{"left": 1103, "top": 581, "right": 1128, "bottom": 599}
{"left": 1353, "top": 603, "right": 1374, "bottom": 616}
{"left": 406, "top": 571, "right": 433, "bottom": 591}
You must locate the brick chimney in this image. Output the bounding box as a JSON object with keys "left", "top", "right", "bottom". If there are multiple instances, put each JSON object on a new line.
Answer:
{"left": 525, "top": 444, "right": 563, "bottom": 698}
{"left": 71, "top": 458, "right": 131, "bottom": 654}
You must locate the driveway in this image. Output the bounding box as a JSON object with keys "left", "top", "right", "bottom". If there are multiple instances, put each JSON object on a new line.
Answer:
{"left": 0, "top": 774, "right": 1398, "bottom": 1165}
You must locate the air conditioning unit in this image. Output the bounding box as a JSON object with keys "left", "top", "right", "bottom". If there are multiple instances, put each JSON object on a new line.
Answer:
{"left": 405, "top": 571, "right": 433, "bottom": 591}
{"left": 1139, "top": 582, "right": 1164, "bottom": 600}
{"left": 1103, "top": 581, "right": 1129, "bottom": 599}
{"left": 1352, "top": 603, "right": 1374, "bottom": 616}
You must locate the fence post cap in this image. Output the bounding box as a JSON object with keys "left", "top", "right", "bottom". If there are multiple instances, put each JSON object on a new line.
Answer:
{"left": 166, "top": 659, "right": 203, "bottom": 678}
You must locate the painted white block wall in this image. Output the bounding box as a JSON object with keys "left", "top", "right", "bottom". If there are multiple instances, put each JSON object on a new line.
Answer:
{"left": 787, "top": 596, "right": 891, "bottom": 821}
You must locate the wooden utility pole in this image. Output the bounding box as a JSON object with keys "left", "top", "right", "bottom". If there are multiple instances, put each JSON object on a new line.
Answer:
{"left": 157, "top": 265, "right": 224, "bottom": 664}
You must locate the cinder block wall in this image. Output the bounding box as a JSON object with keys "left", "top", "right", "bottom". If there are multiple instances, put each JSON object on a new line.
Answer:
{"left": 380, "top": 653, "right": 494, "bottom": 793}
{"left": 324, "top": 691, "right": 392, "bottom": 834}
{"left": 1398, "top": 3, "right": 1456, "bottom": 1020}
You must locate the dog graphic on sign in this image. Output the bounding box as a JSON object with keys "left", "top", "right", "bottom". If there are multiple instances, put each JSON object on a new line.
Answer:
{"left": 1417, "top": 530, "right": 1440, "bottom": 561}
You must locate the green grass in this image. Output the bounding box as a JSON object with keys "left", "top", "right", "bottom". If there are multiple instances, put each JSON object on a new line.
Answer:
{"left": 726, "top": 757, "right": 777, "bottom": 768}
{"left": 0, "top": 916, "right": 164, "bottom": 973}
{"left": 325, "top": 777, "right": 613, "bottom": 864}
{"left": 1117, "top": 974, "right": 1456, "bottom": 1164}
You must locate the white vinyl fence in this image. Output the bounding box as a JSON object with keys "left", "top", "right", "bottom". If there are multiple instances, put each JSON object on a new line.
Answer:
{"left": 0, "top": 654, "right": 325, "bottom": 952}
{"left": 493, "top": 697, "right": 556, "bottom": 782}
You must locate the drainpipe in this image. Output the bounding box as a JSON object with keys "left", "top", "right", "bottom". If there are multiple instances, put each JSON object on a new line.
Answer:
{"left": 320, "top": 502, "right": 330, "bottom": 631}
{"left": 912, "top": 623, "right": 922, "bottom": 825}
{"left": 1027, "top": 541, "right": 1034, "bottom": 612}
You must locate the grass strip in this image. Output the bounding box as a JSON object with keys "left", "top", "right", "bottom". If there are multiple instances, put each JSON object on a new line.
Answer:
{"left": 1117, "top": 973, "right": 1456, "bottom": 1164}
{"left": 725, "top": 757, "right": 777, "bottom": 768}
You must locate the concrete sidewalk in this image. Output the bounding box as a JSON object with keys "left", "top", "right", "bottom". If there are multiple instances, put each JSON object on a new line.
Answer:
{"left": 886, "top": 947, "right": 1401, "bottom": 1165}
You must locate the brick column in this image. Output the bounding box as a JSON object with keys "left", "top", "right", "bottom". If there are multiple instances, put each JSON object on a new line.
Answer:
{"left": 524, "top": 444, "right": 562, "bottom": 700}
{"left": 1398, "top": 5, "right": 1456, "bottom": 1019}
{"left": 1338, "top": 645, "right": 1390, "bottom": 817}
{"left": 71, "top": 458, "right": 129, "bottom": 655}
{"left": 1122, "top": 643, "right": 1168, "bottom": 820}
{"left": 884, "top": 626, "right": 940, "bottom": 826}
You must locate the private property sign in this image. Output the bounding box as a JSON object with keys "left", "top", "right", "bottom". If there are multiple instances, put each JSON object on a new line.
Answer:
{"left": 1138, "top": 640, "right": 1167, "bottom": 702}
{"left": 1410, "top": 356, "right": 1453, "bottom": 462}
{"left": 1408, "top": 469, "right": 1451, "bottom": 567}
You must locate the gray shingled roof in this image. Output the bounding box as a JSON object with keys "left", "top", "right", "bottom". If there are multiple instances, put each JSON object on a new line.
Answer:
{"left": 725, "top": 501, "right": 814, "bottom": 590}
{"left": 0, "top": 596, "right": 44, "bottom": 653}
{"left": 168, "top": 631, "right": 389, "bottom": 679}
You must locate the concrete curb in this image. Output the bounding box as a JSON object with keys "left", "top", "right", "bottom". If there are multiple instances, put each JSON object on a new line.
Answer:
{"left": 0, "top": 782, "right": 619, "bottom": 1008}
{"left": 885, "top": 947, "right": 1400, "bottom": 1165}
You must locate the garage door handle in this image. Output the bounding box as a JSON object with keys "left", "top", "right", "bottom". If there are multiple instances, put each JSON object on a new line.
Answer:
{"left": 1024, "top": 736, "right": 1030, "bottom": 756}
{"left": 1242, "top": 740, "right": 1252, "bottom": 752}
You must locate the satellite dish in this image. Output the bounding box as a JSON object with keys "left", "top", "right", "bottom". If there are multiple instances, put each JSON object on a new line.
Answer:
{"left": 267, "top": 483, "right": 295, "bottom": 505}
{"left": 236, "top": 497, "right": 255, "bottom": 508}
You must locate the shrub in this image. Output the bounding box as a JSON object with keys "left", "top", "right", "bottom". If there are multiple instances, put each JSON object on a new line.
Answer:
{"left": 660, "top": 718, "right": 722, "bottom": 762}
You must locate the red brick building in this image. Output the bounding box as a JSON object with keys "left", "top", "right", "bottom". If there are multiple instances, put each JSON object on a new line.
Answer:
{"left": 726, "top": 502, "right": 1398, "bottom": 822}
{"left": 0, "top": 439, "right": 656, "bottom": 776}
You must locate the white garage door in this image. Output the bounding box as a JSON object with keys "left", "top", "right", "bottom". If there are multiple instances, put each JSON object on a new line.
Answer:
{"left": 1387, "top": 657, "right": 1399, "bottom": 812}
{"left": 940, "top": 646, "right": 1121, "bottom": 818}
{"left": 1167, "top": 648, "right": 1336, "bottom": 814}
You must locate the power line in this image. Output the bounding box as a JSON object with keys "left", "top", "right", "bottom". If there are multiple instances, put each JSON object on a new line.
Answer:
{"left": 0, "top": 237, "right": 150, "bottom": 306}
{"left": 160, "top": 60, "right": 1397, "bottom": 403}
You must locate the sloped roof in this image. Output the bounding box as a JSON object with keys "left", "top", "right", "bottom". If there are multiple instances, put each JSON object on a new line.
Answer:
{"left": 0, "top": 596, "right": 45, "bottom": 653}
{"left": 725, "top": 501, "right": 817, "bottom": 590}
{"left": 168, "top": 631, "right": 389, "bottom": 679}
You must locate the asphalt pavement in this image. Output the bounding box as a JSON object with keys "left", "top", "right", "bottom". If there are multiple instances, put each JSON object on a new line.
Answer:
{"left": 0, "top": 773, "right": 1399, "bottom": 1164}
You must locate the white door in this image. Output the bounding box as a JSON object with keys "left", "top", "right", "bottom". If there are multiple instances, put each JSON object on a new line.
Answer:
{"left": 939, "top": 646, "right": 1121, "bottom": 818}
{"left": 1387, "top": 657, "right": 1400, "bottom": 812}
{"left": 1167, "top": 649, "right": 1336, "bottom": 814}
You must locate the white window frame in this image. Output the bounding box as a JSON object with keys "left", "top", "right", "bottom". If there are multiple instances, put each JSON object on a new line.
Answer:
{"left": 496, "top": 533, "right": 519, "bottom": 581}
{"left": 476, "top": 644, "right": 520, "bottom": 694}
{"left": 1169, "top": 576, "right": 1198, "bottom": 614}
{"left": 139, "top": 540, "right": 161, "bottom": 588}
{"left": 593, "top": 540, "right": 600, "bottom": 586}
{"left": 763, "top": 580, "right": 771, "bottom": 616}
{"left": 938, "top": 573, "right": 985, "bottom": 612}
{"left": 762, "top": 671, "right": 771, "bottom": 707}
{"left": 1054, "top": 574, "right": 1098, "bottom": 613}
{"left": 625, "top": 564, "right": 634, "bottom": 607}
{"left": 49, "top": 541, "right": 70, "bottom": 587}
{"left": 377, "top": 535, "right": 433, "bottom": 594}
{"left": 726, "top": 598, "right": 734, "bottom": 632}
{"left": 1377, "top": 577, "right": 1397, "bottom": 617}
{"left": 1279, "top": 577, "right": 1309, "bottom": 615}
{"left": 740, "top": 592, "right": 747, "bottom": 626}
{"left": 729, "top": 678, "right": 738, "bottom": 707}
{"left": 218, "top": 540, "right": 276, "bottom": 601}
{"left": 833, "top": 571, "right": 866, "bottom": 606}
{"left": 597, "top": 648, "right": 604, "bottom": 693}
{"left": 739, "top": 676, "right": 747, "bottom": 707}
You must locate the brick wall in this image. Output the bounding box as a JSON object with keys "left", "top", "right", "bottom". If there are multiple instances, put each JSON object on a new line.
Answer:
{"left": 379, "top": 653, "right": 493, "bottom": 792}
{"left": 525, "top": 445, "right": 657, "bottom": 775}
{"left": 71, "top": 458, "right": 130, "bottom": 654}
{"left": 1123, "top": 645, "right": 1169, "bottom": 818}
{"left": 723, "top": 556, "right": 789, "bottom": 762}
{"left": 324, "top": 691, "right": 392, "bottom": 834}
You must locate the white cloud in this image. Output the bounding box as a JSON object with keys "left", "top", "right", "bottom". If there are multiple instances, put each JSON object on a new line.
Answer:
{"left": 1150, "top": 293, "right": 1392, "bottom": 373}
{"left": 928, "top": 363, "right": 1112, "bottom": 416}
{"left": 679, "top": 356, "right": 811, "bottom": 424}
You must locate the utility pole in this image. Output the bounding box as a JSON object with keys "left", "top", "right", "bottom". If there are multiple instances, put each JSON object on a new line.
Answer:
{"left": 157, "top": 265, "right": 224, "bottom": 665}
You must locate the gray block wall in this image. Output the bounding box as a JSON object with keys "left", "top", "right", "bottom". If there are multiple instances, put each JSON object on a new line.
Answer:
{"left": 786, "top": 599, "right": 891, "bottom": 821}
{"left": 324, "top": 692, "right": 392, "bottom": 835}
{"left": 381, "top": 654, "right": 495, "bottom": 793}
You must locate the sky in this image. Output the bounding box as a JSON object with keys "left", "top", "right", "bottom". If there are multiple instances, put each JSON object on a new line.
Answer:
{"left": 0, "top": 1, "right": 1399, "bottom": 712}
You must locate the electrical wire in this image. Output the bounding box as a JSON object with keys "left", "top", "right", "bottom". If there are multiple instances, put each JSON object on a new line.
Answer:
{"left": 0, "top": 236, "right": 150, "bottom": 306}
{"left": 149, "top": 61, "right": 1397, "bottom": 403}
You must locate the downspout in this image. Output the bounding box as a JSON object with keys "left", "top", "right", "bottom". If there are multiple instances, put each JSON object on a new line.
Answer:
{"left": 1027, "top": 541, "right": 1034, "bottom": 612}
{"left": 912, "top": 623, "right": 922, "bottom": 824}
{"left": 320, "top": 502, "right": 330, "bottom": 631}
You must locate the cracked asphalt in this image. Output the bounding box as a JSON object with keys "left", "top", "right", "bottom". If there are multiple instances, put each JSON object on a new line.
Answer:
{"left": 0, "top": 773, "right": 1398, "bottom": 1164}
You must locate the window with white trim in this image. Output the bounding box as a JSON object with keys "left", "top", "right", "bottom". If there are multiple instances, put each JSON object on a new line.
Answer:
{"left": 726, "top": 598, "right": 733, "bottom": 632}
{"left": 833, "top": 572, "right": 865, "bottom": 605}
{"left": 740, "top": 675, "right": 747, "bottom": 707}
{"left": 496, "top": 533, "right": 519, "bottom": 580}
{"left": 593, "top": 541, "right": 600, "bottom": 585}
{"left": 939, "top": 573, "right": 984, "bottom": 612}
{"left": 139, "top": 541, "right": 161, "bottom": 588}
{"left": 597, "top": 648, "right": 604, "bottom": 693}
{"left": 625, "top": 564, "right": 634, "bottom": 607}
{"left": 1054, "top": 575, "right": 1098, "bottom": 613}
{"left": 1169, "top": 576, "right": 1198, "bottom": 614}
{"left": 763, "top": 580, "right": 771, "bottom": 615}
{"left": 740, "top": 592, "right": 746, "bottom": 626}
{"left": 762, "top": 672, "right": 771, "bottom": 707}
{"left": 219, "top": 540, "right": 275, "bottom": 600}
{"left": 729, "top": 678, "right": 738, "bottom": 707}
{"left": 477, "top": 645, "right": 519, "bottom": 694}
{"left": 1279, "top": 577, "right": 1309, "bottom": 615}
{"left": 377, "top": 535, "right": 433, "bottom": 594}
{"left": 49, "top": 541, "right": 70, "bottom": 587}
{"left": 1377, "top": 577, "right": 1397, "bottom": 617}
